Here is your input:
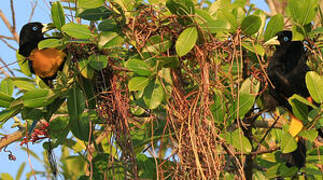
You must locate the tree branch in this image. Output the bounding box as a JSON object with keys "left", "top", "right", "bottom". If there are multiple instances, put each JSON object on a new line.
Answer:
{"left": 0, "top": 9, "right": 19, "bottom": 42}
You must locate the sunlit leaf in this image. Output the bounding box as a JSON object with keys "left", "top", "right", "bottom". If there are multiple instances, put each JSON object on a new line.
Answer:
{"left": 264, "top": 14, "right": 284, "bottom": 41}
{"left": 51, "top": 1, "right": 65, "bottom": 30}
{"left": 62, "top": 23, "right": 93, "bottom": 39}
{"left": 175, "top": 27, "right": 198, "bottom": 56}
{"left": 241, "top": 15, "right": 261, "bottom": 35}
{"left": 38, "top": 39, "right": 63, "bottom": 50}
{"left": 128, "top": 77, "right": 150, "bottom": 92}
{"left": 306, "top": 71, "right": 323, "bottom": 103}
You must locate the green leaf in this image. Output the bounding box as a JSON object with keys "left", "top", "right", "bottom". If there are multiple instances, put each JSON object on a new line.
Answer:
{"left": 0, "top": 78, "right": 13, "bottom": 96}
{"left": 16, "top": 51, "right": 31, "bottom": 77}
{"left": 287, "top": 0, "right": 318, "bottom": 25}
{"left": 49, "top": 116, "right": 69, "bottom": 140}
{"left": 306, "top": 71, "right": 323, "bottom": 103}
{"left": 78, "top": 58, "right": 94, "bottom": 79}
{"left": 77, "top": 0, "right": 104, "bottom": 9}
{"left": 195, "top": 9, "right": 230, "bottom": 33}
{"left": 38, "top": 39, "right": 63, "bottom": 50}
{"left": 71, "top": 117, "right": 90, "bottom": 141}
{"left": 166, "top": 0, "right": 195, "bottom": 15}
{"left": 88, "top": 55, "right": 108, "bottom": 70}
{"left": 291, "top": 25, "right": 305, "bottom": 41}
{"left": 225, "top": 129, "right": 252, "bottom": 153}
{"left": 98, "top": 19, "right": 118, "bottom": 32}
{"left": 241, "top": 15, "right": 261, "bottom": 35}
{"left": 128, "top": 77, "right": 150, "bottom": 91}
{"left": 0, "top": 173, "right": 13, "bottom": 180}
{"left": 299, "top": 129, "right": 318, "bottom": 142}
{"left": 143, "top": 79, "right": 165, "bottom": 109}
{"left": 16, "top": 162, "right": 26, "bottom": 180}
{"left": 98, "top": 32, "right": 124, "bottom": 49}
{"left": 0, "top": 92, "right": 14, "bottom": 108}
{"left": 23, "top": 89, "right": 49, "bottom": 108}
{"left": 12, "top": 78, "right": 35, "bottom": 91}
{"left": 61, "top": 23, "right": 93, "bottom": 39}
{"left": 237, "top": 78, "right": 260, "bottom": 118}
{"left": 278, "top": 165, "right": 298, "bottom": 177}
{"left": 241, "top": 42, "right": 265, "bottom": 56}
{"left": 142, "top": 35, "right": 172, "bottom": 53}
{"left": 51, "top": 1, "right": 65, "bottom": 30}
{"left": 281, "top": 130, "right": 297, "bottom": 153}
{"left": 125, "top": 59, "right": 152, "bottom": 76}
{"left": 0, "top": 107, "right": 21, "bottom": 123}
{"left": 264, "top": 14, "right": 284, "bottom": 41}
{"left": 288, "top": 95, "right": 308, "bottom": 122}
{"left": 210, "top": 90, "right": 225, "bottom": 124}
{"left": 78, "top": 6, "right": 111, "bottom": 20}
{"left": 175, "top": 27, "right": 198, "bottom": 57}
{"left": 67, "top": 86, "right": 85, "bottom": 124}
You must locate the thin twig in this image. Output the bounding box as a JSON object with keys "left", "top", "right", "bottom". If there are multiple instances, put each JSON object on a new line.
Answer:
{"left": 0, "top": 57, "right": 15, "bottom": 76}
{"left": 0, "top": 38, "right": 17, "bottom": 51}
{"left": 28, "top": 0, "right": 38, "bottom": 23}
{"left": 0, "top": 9, "right": 19, "bottom": 41}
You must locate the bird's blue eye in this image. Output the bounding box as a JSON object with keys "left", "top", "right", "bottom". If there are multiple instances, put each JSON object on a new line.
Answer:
{"left": 32, "top": 26, "right": 38, "bottom": 31}
{"left": 283, "top": 36, "right": 289, "bottom": 42}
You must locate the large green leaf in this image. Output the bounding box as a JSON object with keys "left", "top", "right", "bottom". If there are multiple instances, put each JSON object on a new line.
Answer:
{"left": 287, "top": 0, "right": 318, "bottom": 25}
{"left": 78, "top": 58, "right": 94, "bottom": 79}
{"left": 142, "top": 35, "right": 172, "bottom": 54}
{"left": 78, "top": 6, "right": 111, "bottom": 20}
{"left": 61, "top": 23, "right": 93, "bottom": 39}
{"left": 77, "top": 0, "right": 105, "bottom": 9}
{"left": 196, "top": 9, "right": 230, "bottom": 33}
{"left": 299, "top": 129, "right": 318, "bottom": 142}
{"left": 166, "top": 0, "right": 195, "bottom": 15}
{"left": 125, "top": 59, "right": 152, "bottom": 76}
{"left": 12, "top": 78, "right": 36, "bottom": 91}
{"left": 0, "top": 78, "right": 13, "bottom": 96}
{"left": 0, "top": 107, "right": 21, "bottom": 123}
{"left": 98, "top": 32, "right": 124, "bottom": 49}
{"left": 143, "top": 79, "right": 164, "bottom": 109}
{"left": 306, "top": 71, "right": 323, "bottom": 103}
{"left": 241, "top": 15, "right": 261, "bottom": 35}
{"left": 236, "top": 78, "right": 260, "bottom": 118}
{"left": 128, "top": 77, "right": 150, "bottom": 92}
{"left": 71, "top": 112, "right": 91, "bottom": 141}
{"left": 16, "top": 52, "right": 31, "bottom": 77}
{"left": 175, "top": 27, "right": 198, "bottom": 57}
{"left": 51, "top": 1, "right": 65, "bottom": 30}
{"left": 225, "top": 129, "right": 252, "bottom": 153}
{"left": 264, "top": 14, "right": 284, "bottom": 41}
{"left": 88, "top": 55, "right": 108, "bottom": 71}
{"left": 241, "top": 42, "right": 265, "bottom": 56}
{"left": 288, "top": 95, "right": 308, "bottom": 122}
{"left": 38, "top": 39, "right": 63, "bottom": 50}
{"left": 0, "top": 92, "right": 14, "bottom": 108}
{"left": 281, "top": 130, "right": 297, "bottom": 153}
{"left": 98, "top": 19, "right": 118, "bottom": 32}
{"left": 67, "top": 86, "right": 85, "bottom": 124}
{"left": 23, "top": 89, "right": 49, "bottom": 108}
{"left": 210, "top": 90, "right": 225, "bottom": 124}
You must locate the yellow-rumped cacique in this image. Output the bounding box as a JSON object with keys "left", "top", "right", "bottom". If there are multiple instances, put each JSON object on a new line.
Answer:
{"left": 265, "top": 30, "right": 322, "bottom": 168}
{"left": 18, "top": 22, "right": 66, "bottom": 86}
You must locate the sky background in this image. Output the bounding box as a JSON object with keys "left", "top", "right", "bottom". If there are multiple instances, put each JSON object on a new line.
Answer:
{"left": 0, "top": 0, "right": 269, "bottom": 179}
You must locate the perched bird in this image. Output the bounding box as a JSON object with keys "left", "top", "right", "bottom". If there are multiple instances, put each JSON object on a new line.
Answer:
{"left": 265, "top": 30, "right": 309, "bottom": 168}
{"left": 18, "top": 22, "right": 66, "bottom": 86}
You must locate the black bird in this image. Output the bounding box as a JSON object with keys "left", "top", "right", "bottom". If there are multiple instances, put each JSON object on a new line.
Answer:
{"left": 265, "top": 30, "right": 309, "bottom": 168}
{"left": 18, "top": 22, "right": 66, "bottom": 86}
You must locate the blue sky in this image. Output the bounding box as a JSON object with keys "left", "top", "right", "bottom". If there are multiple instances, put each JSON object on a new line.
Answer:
{"left": 0, "top": 0, "right": 269, "bottom": 179}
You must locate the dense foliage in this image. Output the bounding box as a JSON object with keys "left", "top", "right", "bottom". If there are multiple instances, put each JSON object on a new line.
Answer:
{"left": 0, "top": 0, "right": 322, "bottom": 179}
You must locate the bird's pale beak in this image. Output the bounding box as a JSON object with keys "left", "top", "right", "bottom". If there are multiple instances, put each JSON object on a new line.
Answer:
{"left": 42, "top": 23, "right": 55, "bottom": 33}
{"left": 264, "top": 36, "right": 280, "bottom": 45}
